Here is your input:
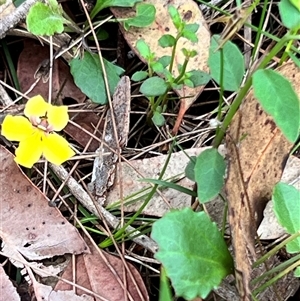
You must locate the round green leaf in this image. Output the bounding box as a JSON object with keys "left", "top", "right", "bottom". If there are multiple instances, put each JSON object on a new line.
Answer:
{"left": 273, "top": 183, "right": 300, "bottom": 253}
{"left": 140, "top": 76, "right": 168, "bottom": 96}
{"left": 131, "top": 71, "right": 148, "bottom": 82}
{"left": 253, "top": 69, "right": 300, "bottom": 143}
{"left": 158, "top": 34, "right": 176, "bottom": 48}
{"left": 208, "top": 34, "right": 245, "bottom": 91}
{"left": 26, "top": 2, "right": 65, "bottom": 36}
{"left": 151, "top": 208, "right": 233, "bottom": 300}
{"left": 195, "top": 148, "right": 226, "bottom": 203}
{"left": 279, "top": 0, "right": 300, "bottom": 29}
{"left": 152, "top": 111, "right": 165, "bottom": 127}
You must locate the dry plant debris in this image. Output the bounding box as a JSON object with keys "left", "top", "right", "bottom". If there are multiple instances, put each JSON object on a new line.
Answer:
{"left": 0, "top": 0, "right": 300, "bottom": 300}
{"left": 225, "top": 62, "right": 299, "bottom": 299}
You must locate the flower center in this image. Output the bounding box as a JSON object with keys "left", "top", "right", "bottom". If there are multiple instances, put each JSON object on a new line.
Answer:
{"left": 30, "top": 116, "right": 53, "bottom": 133}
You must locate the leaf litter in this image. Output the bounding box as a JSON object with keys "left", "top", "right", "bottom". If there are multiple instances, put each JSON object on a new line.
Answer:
{"left": 1, "top": 1, "right": 299, "bottom": 300}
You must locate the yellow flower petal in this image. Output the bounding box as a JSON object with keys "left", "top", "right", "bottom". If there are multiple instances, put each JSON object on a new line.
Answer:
{"left": 43, "top": 133, "right": 75, "bottom": 165}
{"left": 47, "top": 104, "right": 69, "bottom": 131}
{"left": 14, "top": 129, "right": 43, "bottom": 168}
{"left": 1, "top": 115, "right": 34, "bottom": 141}
{"left": 24, "top": 95, "right": 49, "bottom": 118}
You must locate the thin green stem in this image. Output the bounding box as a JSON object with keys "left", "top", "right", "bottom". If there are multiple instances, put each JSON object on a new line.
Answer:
{"left": 253, "top": 231, "right": 300, "bottom": 267}
{"left": 169, "top": 34, "right": 180, "bottom": 72}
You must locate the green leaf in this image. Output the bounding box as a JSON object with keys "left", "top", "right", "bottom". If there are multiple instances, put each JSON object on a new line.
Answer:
{"left": 131, "top": 71, "right": 148, "bottom": 81}
{"left": 184, "top": 78, "right": 194, "bottom": 88}
{"left": 151, "top": 61, "right": 164, "bottom": 73}
{"left": 187, "top": 70, "right": 211, "bottom": 87}
{"left": 184, "top": 23, "right": 200, "bottom": 33}
{"left": 70, "top": 51, "right": 124, "bottom": 104}
{"left": 253, "top": 69, "right": 300, "bottom": 143}
{"left": 158, "top": 56, "right": 171, "bottom": 68}
{"left": 151, "top": 208, "right": 233, "bottom": 300}
{"left": 26, "top": 2, "right": 68, "bottom": 36}
{"left": 273, "top": 182, "right": 300, "bottom": 253}
{"left": 140, "top": 76, "right": 168, "bottom": 96}
{"left": 158, "top": 34, "right": 176, "bottom": 48}
{"left": 182, "top": 30, "right": 198, "bottom": 42}
{"left": 136, "top": 39, "right": 151, "bottom": 59}
{"left": 289, "top": 0, "right": 300, "bottom": 11}
{"left": 208, "top": 34, "right": 245, "bottom": 92}
{"left": 294, "top": 267, "right": 300, "bottom": 277}
{"left": 90, "top": 0, "right": 141, "bottom": 20}
{"left": 123, "top": 3, "right": 156, "bottom": 30}
{"left": 152, "top": 111, "right": 165, "bottom": 126}
{"left": 168, "top": 5, "right": 182, "bottom": 29}
{"left": 195, "top": 148, "right": 226, "bottom": 203}
{"left": 185, "top": 156, "right": 197, "bottom": 181}
{"left": 279, "top": 0, "right": 300, "bottom": 29}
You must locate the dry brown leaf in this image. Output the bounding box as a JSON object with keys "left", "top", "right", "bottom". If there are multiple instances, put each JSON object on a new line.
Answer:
{"left": 33, "top": 281, "right": 93, "bottom": 301}
{"left": 55, "top": 237, "right": 149, "bottom": 301}
{"left": 17, "top": 39, "right": 85, "bottom": 103}
{"left": 225, "top": 62, "right": 299, "bottom": 299}
{"left": 0, "top": 265, "right": 20, "bottom": 301}
{"left": 64, "top": 112, "right": 102, "bottom": 152}
{"left": 111, "top": 0, "right": 210, "bottom": 133}
{"left": 0, "top": 145, "right": 89, "bottom": 262}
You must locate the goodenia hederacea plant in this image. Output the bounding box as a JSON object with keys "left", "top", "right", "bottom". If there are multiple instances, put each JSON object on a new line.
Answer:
{"left": 26, "top": 0, "right": 72, "bottom": 36}
{"left": 151, "top": 208, "right": 233, "bottom": 300}
{"left": 1, "top": 95, "right": 75, "bottom": 168}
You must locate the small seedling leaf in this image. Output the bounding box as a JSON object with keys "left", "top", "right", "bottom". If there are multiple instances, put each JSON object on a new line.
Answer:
{"left": 195, "top": 148, "right": 226, "bottom": 203}
{"left": 253, "top": 69, "right": 300, "bottom": 143}
{"left": 168, "top": 5, "right": 182, "bottom": 29}
{"left": 136, "top": 39, "right": 151, "bottom": 59}
{"left": 123, "top": 3, "right": 156, "bottom": 30}
{"left": 273, "top": 182, "right": 300, "bottom": 253}
{"left": 131, "top": 71, "right": 148, "bottom": 82}
{"left": 158, "top": 56, "right": 171, "bottom": 68}
{"left": 70, "top": 51, "right": 124, "bottom": 104}
{"left": 152, "top": 111, "right": 165, "bottom": 127}
{"left": 182, "top": 28, "right": 198, "bottom": 43}
{"left": 158, "top": 34, "right": 176, "bottom": 48}
{"left": 279, "top": 0, "right": 300, "bottom": 29}
{"left": 151, "top": 208, "right": 233, "bottom": 300}
{"left": 26, "top": 2, "right": 67, "bottom": 36}
{"left": 208, "top": 34, "right": 245, "bottom": 91}
{"left": 187, "top": 70, "right": 211, "bottom": 87}
{"left": 151, "top": 62, "right": 164, "bottom": 73}
{"left": 140, "top": 76, "right": 168, "bottom": 97}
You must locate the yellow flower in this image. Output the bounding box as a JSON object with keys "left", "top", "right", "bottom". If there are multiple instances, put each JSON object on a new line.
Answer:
{"left": 1, "top": 95, "right": 75, "bottom": 168}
